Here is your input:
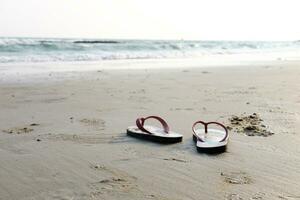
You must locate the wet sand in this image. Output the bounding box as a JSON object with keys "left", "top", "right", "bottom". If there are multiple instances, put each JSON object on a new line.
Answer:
{"left": 0, "top": 60, "right": 300, "bottom": 199}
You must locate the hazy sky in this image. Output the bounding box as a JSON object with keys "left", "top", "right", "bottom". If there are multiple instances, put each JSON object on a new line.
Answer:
{"left": 0, "top": 0, "right": 299, "bottom": 40}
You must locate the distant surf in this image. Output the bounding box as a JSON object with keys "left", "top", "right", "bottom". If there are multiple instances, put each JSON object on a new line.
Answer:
{"left": 0, "top": 37, "right": 300, "bottom": 63}
{"left": 73, "top": 40, "right": 120, "bottom": 44}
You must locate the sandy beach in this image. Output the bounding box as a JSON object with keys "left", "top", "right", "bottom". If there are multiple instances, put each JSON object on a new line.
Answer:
{"left": 0, "top": 59, "right": 300, "bottom": 200}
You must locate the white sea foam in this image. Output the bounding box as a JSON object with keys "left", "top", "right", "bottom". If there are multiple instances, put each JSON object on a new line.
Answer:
{"left": 0, "top": 37, "right": 300, "bottom": 63}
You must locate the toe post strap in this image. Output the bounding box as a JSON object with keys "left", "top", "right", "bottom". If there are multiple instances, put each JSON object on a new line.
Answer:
{"left": 192, "top": 121, "right": 228, "bottom": 142}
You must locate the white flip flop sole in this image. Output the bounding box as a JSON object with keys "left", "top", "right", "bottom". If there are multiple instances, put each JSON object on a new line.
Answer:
{"left": 127, "top": 125, "right": 183, "bottom": 143}
{"left": 194, "top": 128, "right": 228, "bottom": 148}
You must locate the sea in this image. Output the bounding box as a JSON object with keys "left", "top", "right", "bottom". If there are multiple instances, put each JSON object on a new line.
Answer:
{"left": 1, "top": 37, "right": 300, "bottom": 64}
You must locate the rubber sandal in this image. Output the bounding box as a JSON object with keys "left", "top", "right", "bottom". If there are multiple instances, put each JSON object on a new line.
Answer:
{"left": 127, "top": 116, "right": 183, "bottom": 143}
{"left": 192, "top": 120, "right": 229, "bottom": 153}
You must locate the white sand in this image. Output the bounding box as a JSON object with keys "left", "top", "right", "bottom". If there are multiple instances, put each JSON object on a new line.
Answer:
{"left": 0, "top": 59, "right": 300, "bottom": 199}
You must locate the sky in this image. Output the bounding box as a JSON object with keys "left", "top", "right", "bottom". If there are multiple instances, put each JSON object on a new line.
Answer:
{"left": 0, "top": 0, "right": 299, "bottom": 40}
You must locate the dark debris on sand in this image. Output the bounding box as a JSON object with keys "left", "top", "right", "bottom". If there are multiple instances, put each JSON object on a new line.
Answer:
{"left": 2, "top": 127, "right": 34, "bottom": 134}
{"left": 227, "top": 113, "right": 274, "bottom": 137}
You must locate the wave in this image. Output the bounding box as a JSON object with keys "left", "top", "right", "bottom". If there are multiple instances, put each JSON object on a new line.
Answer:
{"left": 73, "top": 40, "right": 120, "bottom": 44}
{"left": 0, "top": 38, "right": 300, "bottom": 63}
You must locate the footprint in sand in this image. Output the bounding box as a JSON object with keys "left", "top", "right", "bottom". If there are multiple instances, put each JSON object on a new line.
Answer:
{"left": 221, "top": 171, "right": 252, "bottom": 185}
{"left": 88, "top": 164, "right": 139, "bottom": 198}
{"left": 225, "top": 193, "right": 243, "bottom": 200}
{"left": 251, "top": 192, "right": 265, "bottom": 199}
{"left": 89, "top": 165, "right": 169, "bottom": 199}
{"left": 79, "top": 118, "right": 106, "bottom": 130}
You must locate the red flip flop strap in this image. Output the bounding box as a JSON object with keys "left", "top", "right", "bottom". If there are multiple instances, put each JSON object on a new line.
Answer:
{"left": 192, "top": 121, "right": 206, "bottom": 142}
{"left": 136, "top": 116, "right": 170, "bottom": 134}
{"left": 192, "top": 121, "right": 228, "bottom": 142}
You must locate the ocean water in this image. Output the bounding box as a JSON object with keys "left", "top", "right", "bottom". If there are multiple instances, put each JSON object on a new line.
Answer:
{"left": 0, "top": 37, "right": 300, "bottom": 63}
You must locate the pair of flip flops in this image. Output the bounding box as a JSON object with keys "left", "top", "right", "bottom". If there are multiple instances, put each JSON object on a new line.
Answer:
{"left": 127, "top": 116, "right": 229, "bottom": 153}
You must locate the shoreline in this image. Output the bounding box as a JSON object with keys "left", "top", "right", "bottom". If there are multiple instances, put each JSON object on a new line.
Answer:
{"left": 1, "top": 54, "right": 300, "bottom": 84}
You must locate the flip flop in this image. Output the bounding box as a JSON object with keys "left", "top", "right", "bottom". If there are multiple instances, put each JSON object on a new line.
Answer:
{"left": 127, "top": 116, "right": 183, "bottom": 143}
{"left": 192, "top": 120, "right": 229, "bottom": 153}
